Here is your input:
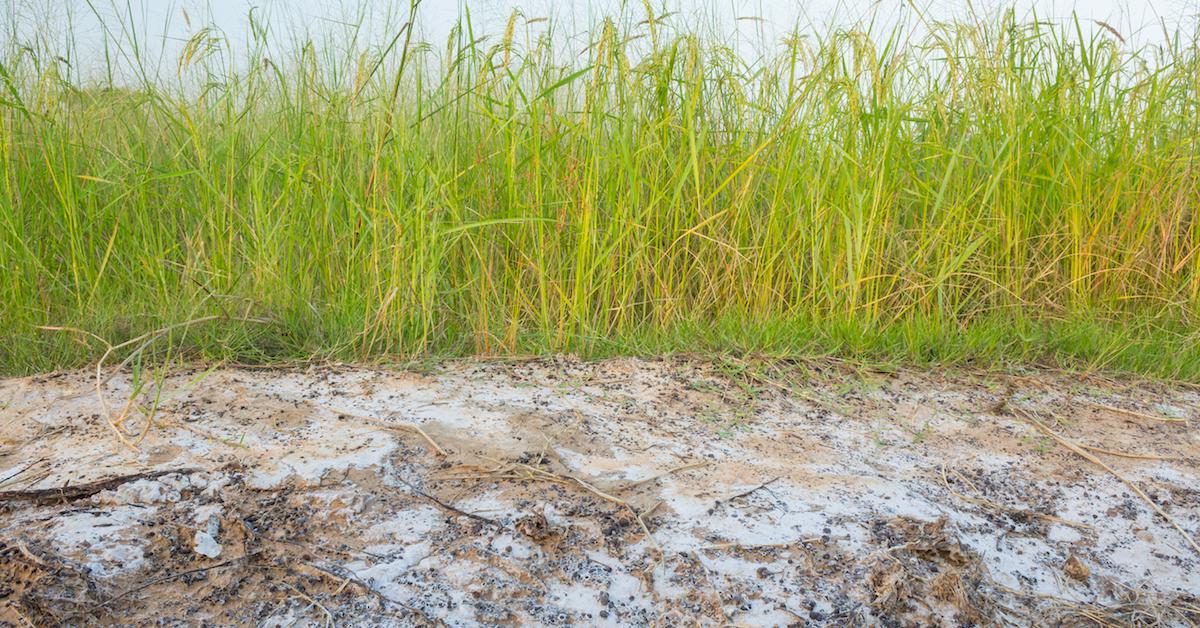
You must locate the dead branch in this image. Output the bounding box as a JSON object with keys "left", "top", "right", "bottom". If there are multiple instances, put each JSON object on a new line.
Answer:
{"left": 398, "top": 479, "right": 504, "bottom": 529}
{"left": 0, "top": 468, "right": 199, "bottom": 505}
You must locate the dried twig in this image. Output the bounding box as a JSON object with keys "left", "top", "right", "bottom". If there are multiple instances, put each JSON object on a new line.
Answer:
{"left": 939, "top": 464, "right": 1091, "bottom": 531}
{"left": 42, "top": 316, "right": 273, "bottom": 451}
{"left": 0, "top": 458, "right": 47, "bottom": 488}
{"left": 398, "top": 479, "right": 503, "bottom": 529}
{"left": 98, "top": 550, "right": 263, "bottom": 609}
{"left": 0, "top": 467, "right": 198, "bottom": 505}
{"left": 1013, "top": 407, "right": 1200, "bottom": 557}
{"left": 623, "top": 461, "right": 708, "bottom": 490}
{"left": 700, "top": 539, "right": 821, "bottom": 551}
{"left": 711, "top": 475, "right": 781, "bottom": 511}
{"left": 307, "top": 402, "right": 447, "bottom": 456}
{"left": 490, "top": 457, "right": 658, "bottom": 544}
{"left": 299, "top": 561, "right": 429, "bottom": 619}
{"left": 1077, "top": 444, "right": 1175, "bottom": 461}
{"left": 1085, "top": 400, "right": 1188, "bottom": 425}
{"left": 283, "top": 581, "right": 335, "bottom": 627}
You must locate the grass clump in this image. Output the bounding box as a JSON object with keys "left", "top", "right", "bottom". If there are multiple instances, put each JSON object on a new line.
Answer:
{"left": 1, "top": 4, "right": 1199, "bottom": 378}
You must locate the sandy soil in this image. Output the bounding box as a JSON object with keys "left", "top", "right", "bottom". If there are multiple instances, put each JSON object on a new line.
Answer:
{"left": 1, "top": 357, "right": 1198, "bottom": 626}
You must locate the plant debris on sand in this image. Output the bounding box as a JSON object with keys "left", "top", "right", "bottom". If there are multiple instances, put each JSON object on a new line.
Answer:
{"left": 2, "top": 357, "right": 1199, "bottom": 625}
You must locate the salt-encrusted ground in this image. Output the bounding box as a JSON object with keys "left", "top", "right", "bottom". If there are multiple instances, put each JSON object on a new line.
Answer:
{"left": 2, "top": 357, "right": 1198, "bottom": 625}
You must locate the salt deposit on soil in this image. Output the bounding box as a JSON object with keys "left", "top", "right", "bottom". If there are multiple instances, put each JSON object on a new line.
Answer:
{"left": 1, "top": 357, "right": 1198, "bottom": 625}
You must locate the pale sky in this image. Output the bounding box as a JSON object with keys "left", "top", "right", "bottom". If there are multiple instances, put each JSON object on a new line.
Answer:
{"left": 4, "top": 0, "right": 1197, "bottom": 81}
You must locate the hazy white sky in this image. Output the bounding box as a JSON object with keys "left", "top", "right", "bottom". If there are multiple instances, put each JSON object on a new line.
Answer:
{"left": 5, "top": 0, "right": 1197, "bottom": 80}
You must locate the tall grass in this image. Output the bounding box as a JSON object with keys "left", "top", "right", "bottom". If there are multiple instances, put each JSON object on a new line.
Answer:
{"left": 2, "top": 4, "right": 1199, "bottom": 378}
